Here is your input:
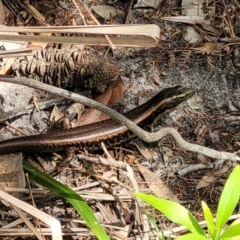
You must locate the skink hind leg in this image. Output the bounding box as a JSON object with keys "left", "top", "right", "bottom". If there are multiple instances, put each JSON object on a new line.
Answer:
{"left": 47, "top": 147, "right": 76, "bottom": 176}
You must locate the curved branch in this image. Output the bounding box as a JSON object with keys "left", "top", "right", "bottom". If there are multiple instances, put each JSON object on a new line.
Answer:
{"left": 0, "top": 75, "right": 239, "bottom": 161}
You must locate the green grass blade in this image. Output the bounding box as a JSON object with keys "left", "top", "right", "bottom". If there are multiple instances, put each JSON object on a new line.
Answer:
{"left": 216, "top": 166, "right": 240, "bottom": 231}
{"left": 220, "top": 223, "right": 240, "bottom": 239}
{"left": 230, "top": 236, "right": 240, "bottom": 240}
{"left": 176, "top": 234, "right": 209, "bottom": 240}
{"left": 230, "top": 219, "right": 240, "bottom": 226}
{"left": 23, "top": 161, "right": 109, "bottom": 240}
{"left": 201, "top": 201, "right": 215, "bottom": 238}
{"left": 142, "top": 209, "right": 162, "bottom": 238}
{"left": 134, "top": 193, "right": 205, "bottom": 235}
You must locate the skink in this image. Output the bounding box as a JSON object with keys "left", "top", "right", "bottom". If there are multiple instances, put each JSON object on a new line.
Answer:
{"left": 0, "top": 86, "right": 193, "bottom": 155}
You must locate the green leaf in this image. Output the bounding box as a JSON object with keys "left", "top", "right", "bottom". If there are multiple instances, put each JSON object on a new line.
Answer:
{"left": 201, "top": 201, "right": 215, "bottom": 238}
{"left": 216, "top": 166, "right": 240, "bottom": 231}
{"left": 176, "top": 233, "right": 209, "bottom": 240}
{"left": 23, "top": 161, "right": 109, "bottom": 240}
{"left": 230, "top": 236, "right": 240, "bottom": 240}
{"left": 220, "top": 224, "right": 240, "bottom": 239}
{"left": 230, "top": 219, "right": 240, "bottom": 227}
{"left": 134, "top": 193, "right": 205, "bottom": 235}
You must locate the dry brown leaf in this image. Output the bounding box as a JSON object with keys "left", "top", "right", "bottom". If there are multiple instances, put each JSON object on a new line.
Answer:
{"left": 212, "top": 164, "right": 231, "bottom": 177}
{"left": 190, "top": 43, "right": 218, "bottom": 53}
{"left": 138, "top": 165, "right": 179, "bottom": 202}
{"left": 221, "top": 132, "right": 229, "bottom": 136}
{"left": 196, "top": 162, "right": 232, "bottom": 190}
{"left": 50, "top": 105, "right": 65, "bottom": 122}
{"left": 196, "top": 175, "right": 216, "bottom": 190}
{"left": 72, "top": 86, "right": 114, "bottom": 126}
{"left": 74, "top": 76, "right": 125, "bottom": 126}
{"left": 161, "top": 16, "right": 220, "bottom": 36}
{"left": 51, "top": 103, "right": 85, "bottom": 129}
{"left": 134, "top": 0, "right": 162, "bottom": 9}
{"left": 132, "top": 143, "right": 152, "bottom": 161}
{"left": 126, "top": 155, "right": 138, "bottom": 165}
{"left": 96, "top": 202, "right": 124, "bottom": 227}
{"left": 0, "top": 34, "right": 28, "bottom": 74}
{"left": 0, "top": 25, "right": 160, "bottom": 47}
{"left": 0, "top": 57, "right": 15, "bottom": 75}
{"left": 106, "top": 75, "right": 125, "bottom": 108}
{"left": 92, "top": 5, "right": 125, "bottom": 20}
{"left": 67, "top": 103, "right": 85, "bottom": 120}
{"left": 182, "top": 0, "right": 214, "bottom": 43}
{"left": 24, "top": 2, "right": 48, "bottom": 25}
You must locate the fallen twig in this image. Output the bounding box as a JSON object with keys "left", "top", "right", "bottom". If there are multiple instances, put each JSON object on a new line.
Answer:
{"left": 0, "top": 75, "right": 239, "bottom": 162}
{"left": 0, "top": 98, "right": 65, "bottom": 123}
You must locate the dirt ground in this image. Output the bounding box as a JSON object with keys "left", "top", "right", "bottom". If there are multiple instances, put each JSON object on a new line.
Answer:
{"left": 0, "top": 0, "right": 239, "bottom": 239}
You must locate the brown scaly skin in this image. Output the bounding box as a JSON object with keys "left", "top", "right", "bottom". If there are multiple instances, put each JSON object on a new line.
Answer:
{"left": 0, "top": 86, "right": 194, "bottom": 155}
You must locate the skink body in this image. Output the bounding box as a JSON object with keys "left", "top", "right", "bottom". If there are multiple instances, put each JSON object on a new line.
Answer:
{"left": 0, "top": 86, "right": 194, "bottom": 154}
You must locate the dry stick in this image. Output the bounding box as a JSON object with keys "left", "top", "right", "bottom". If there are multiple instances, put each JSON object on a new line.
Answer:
{"left": 32, "top": 94, "right": 39, "bottom": 112}
{"left": 177, "top": 159, "right": 225, "bottom": 176}
{"left": 19, "top": 2, "right": 49, "bottom": 26}
{"left": 25, "top": 174, "right": 45, "bottom": 238}
{"left": 72, "top": 0, "right": 87, "bottom": 25}
{"left": 222, "top": 0, "right": 235, "bottom": 38}
{"left": 0, "top": 98, "right": 65, "bottom": 123}
{"left": 0, "top": 75, "right": 239, "bottom": 162}
{"left": 77, "top": 153, "right": 127, "bottom": 169}
{"left": 4, "top": 122, "right": 29, "bottom": 136}
{"left": 125, "top": 0, "right": 134, "bottom": 24}
{"left": 0, "top": 185, "right": 44, "bottom": 240}
{"left": 83, "top": 3, "right": 116, "bottom": 50}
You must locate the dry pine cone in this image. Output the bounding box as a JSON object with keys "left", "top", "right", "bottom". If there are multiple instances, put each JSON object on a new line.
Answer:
{"left": 12, "top": 48, "right": 119, "bottom": 92}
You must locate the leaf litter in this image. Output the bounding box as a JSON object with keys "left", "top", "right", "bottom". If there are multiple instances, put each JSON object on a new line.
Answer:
{"left": 0, "top": 0, "right": 239, "bottom": 238}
